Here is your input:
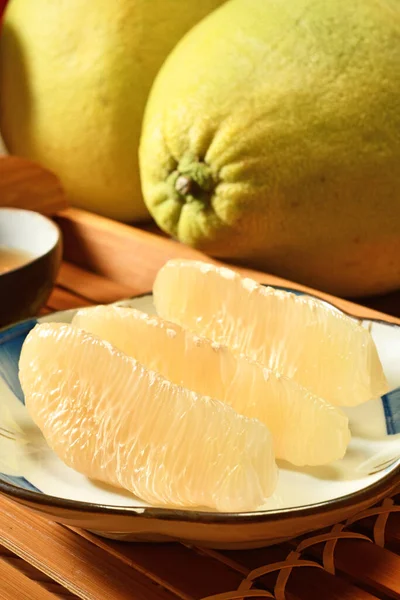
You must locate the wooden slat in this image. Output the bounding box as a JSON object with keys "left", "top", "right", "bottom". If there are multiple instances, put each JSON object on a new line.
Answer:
{"left": 74, "top": 531, "right": 259, "bottom": 600}
{"left": 0, "top": 546, "right": 78, "bottom": 599}
{"left": 0, "top": 496, "right": 176, "bottom": 600}
{"left": 0, "top": 557, "right": 60, "bottom": 600}
{"left": 383, "top": 513, "right": 400, "bottom": 547}
{"left": 57, "top": 262, "right": 134, "bottom": 304}
{"left": 351, "top": 511, "right": 400, "bottom": 555}
{"left": 46, "top": 287, "right": 93, "bottom": 312}
{"left": 215, "top": 546, "right": 379, "bottom": 600}
{"left": 55, "top": 208, "right": 400, "bottom": 324}
{"left": 333, "top": 541, "right": 400, "bottom": 600}
{"left": 300, "top": 538, "right": 400, "bottom": 599}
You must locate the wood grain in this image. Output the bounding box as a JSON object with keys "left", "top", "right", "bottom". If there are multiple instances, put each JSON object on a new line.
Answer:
{"left": 55, "top": 208, "right": 400, "bottom": 324}
{"left": 46, "top": 286, "right": 92, "bottom": 312}
{"left": 0, "top": 546, "right": 78, "bottom": 599}
{"left": 0, "top": 496, "right": 177, "bottom": 600}
{"left": 328, "top": 540, "right": 400, "bottom": 599}
{"left": 0, "top": 156, "right": 67, "bottom": 215}
{"left": 57, "top": 262, "right": 133, "bottom": 304}
{"left": 0, "top": 558, "right": 60, "bottom": 600}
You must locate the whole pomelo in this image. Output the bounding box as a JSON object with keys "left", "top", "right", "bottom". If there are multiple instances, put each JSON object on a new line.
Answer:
{"left": 140, "top": 0, "right": 400, "bottom": 296}
{"left": 0, "top": 0, "right": 226, "bottom": 221}
{"left": 0, "top": 1, "right": 8, "bottom": 22}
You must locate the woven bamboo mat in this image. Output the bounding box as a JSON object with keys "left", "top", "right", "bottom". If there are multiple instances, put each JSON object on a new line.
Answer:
{"left": 0, "top": 260, "right": 399, "bottom": 600}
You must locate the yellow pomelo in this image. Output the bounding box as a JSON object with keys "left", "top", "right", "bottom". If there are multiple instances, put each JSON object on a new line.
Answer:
{"left": 73, "top": 305, "right": 350, "bottom": 466}
{"left": 140, "top": 0, "right": 400, "bottom": 296}
{"left": 153, "top": 260, "right": 389, "bottom": 407}
{"left": 0, "top": 0, "right": 225, "bottom": 221}
{"left": 19, "top": 322, "right": 277, "bottom": 512}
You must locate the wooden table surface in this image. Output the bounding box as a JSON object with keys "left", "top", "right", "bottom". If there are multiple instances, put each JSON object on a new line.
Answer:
{"left": 0, "top": 208, "right": 399, "bottom": 600}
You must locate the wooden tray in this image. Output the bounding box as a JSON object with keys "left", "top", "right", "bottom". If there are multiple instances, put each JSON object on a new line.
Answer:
{"left": 0, "top": 207, "right": 399, "bottom": 600}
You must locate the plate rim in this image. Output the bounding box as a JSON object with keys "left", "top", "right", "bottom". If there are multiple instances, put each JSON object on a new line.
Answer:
{"left": 0, "top": 286, "right": 399, "bottom": 525}
{"left": 0, "top": 458, "right": 399, "bottom": 525}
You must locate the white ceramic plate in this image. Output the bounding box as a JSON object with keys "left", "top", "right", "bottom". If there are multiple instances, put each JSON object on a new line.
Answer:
{"left": 0, "top": 290, "right": 399, "bottom": 549}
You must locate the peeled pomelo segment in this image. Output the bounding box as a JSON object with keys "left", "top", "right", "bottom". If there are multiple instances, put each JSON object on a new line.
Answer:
{"left": 19, "top": 322, "right": 277, "bottom": 512}
{"left": 153, "top": 260, "right": 389, "bottom": 407}
{"left": 73, "top": 305, "right": 350, "bottom": 466}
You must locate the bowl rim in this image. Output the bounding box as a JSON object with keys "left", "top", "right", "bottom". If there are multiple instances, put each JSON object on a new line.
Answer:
{"left": 0, "top": 207, "right": 61, "bottom": 274}
{"left": 0, "top": 288, "right": 399, "bottom": 525}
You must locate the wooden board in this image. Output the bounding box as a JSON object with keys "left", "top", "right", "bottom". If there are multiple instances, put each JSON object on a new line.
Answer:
{"left": 0, "top": 156, "right": 67, "bottom": 216}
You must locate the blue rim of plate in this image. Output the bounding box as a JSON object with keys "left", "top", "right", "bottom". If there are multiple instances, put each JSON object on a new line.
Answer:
{"left": 0, "top": 286, "right": 399, "bottom": 525}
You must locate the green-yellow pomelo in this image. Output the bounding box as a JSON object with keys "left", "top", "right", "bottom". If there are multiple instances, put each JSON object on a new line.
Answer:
{"left": 140, "top": 0, "right": 400, "bottom": 296}
{"left": 0, "top": 0, "right": 225, "bottom": 221}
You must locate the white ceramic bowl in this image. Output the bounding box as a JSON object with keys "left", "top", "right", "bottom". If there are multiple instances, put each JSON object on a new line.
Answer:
{"left": 0, "top": 207, "right": 62, "bottom": 326}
